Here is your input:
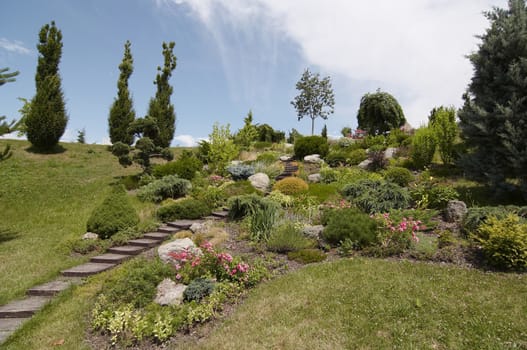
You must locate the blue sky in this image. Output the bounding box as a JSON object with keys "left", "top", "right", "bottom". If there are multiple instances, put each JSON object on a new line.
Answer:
{"left": 1, "top": 0, "right": 507, "bottom": 146}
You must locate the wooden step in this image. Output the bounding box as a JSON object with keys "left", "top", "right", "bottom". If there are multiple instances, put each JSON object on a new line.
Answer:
{"left": 90, "top": 253, "right": 130, "bottom": 264}
{"left": 0, "top": 318, "right": 28, "bottom": 343}
{"left": 0, "top": 296, "right": 52, "bottom": 318}
{"left": 108, "top": 245, "right": 145, "bottom": 255}
{"left": 166, "top": 220, "right": 199, "bottom": 230}
{"left": 127, "top": 238, "right": 159, "bottom": 248}
{"left": 143, "top": 232, "right": 171, "bottom": 241}
{"left": 61, "top": 262, "right": 115, "bottom": 277}
{"left": 27, "top": 279, "right": 77, "bottom": 297}
{"left": 157, "top": 225, "right": 180, "bottom": 234}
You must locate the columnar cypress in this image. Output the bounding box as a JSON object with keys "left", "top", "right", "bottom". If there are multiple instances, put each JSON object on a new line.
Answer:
{"left": 458, "top": 0, "right": 527, "bottom": 194}
{"left": 26, "top": 21, "right": 68, "bottom": 150}
{"left": 145, "top": 41, "right": 177, "bottom": 148}
{"left": 108, "top": 40, "right": 136, "bottom": 145}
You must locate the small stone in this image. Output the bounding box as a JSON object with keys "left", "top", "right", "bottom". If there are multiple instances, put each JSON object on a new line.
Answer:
{"left": 280, "top": 155, "right": 293, "bottom": 161}
{"left": 154, "top": 278, "right": 187, "bottom": 306}
{"left": 190, "top": 221, "right": 211, "bottom": 234}
{"left": 304, "top": 154, "right": 323, "bottom": 164}
{"left": 82, "top": 232, "right": 98, "bottom": 240}
{"left": 248, "top": 172, "right": 270, "bottom": 192}
{"left": 303, "top": 225, "right": 324, "bottom": 240}
{"left": 384, "top": 147, "right": 397, "bottom": 159}
{"left": 307, "top": 173, "right": 321, "bottom": 183}
{"left": 445, "top": 200, "right": 468, "bottom": 223}
{"left": 158, "top": 238, "right": 201, "bottom": 264}
{"left": 358, "top": 159, "right": 372, "bottom": 169}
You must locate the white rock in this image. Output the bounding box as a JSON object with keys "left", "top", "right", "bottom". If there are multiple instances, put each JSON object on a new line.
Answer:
{"left": 384, "top": 147, "right": 397, "bottom": 159}
{"left": 154, "top": 278, "right": 187, "bottom": 306}
{"left": 303, "top": 225, "right": 324, "bottom": 240}
{"left": 304, "top": 154, "right": 323, "bottom": 164}
{"left": 82, "top": 232, "right": 98, "bottom": 240}
{"left": 279, "top": 155, "right": 293, "bottom": 161}
{"left": 158, "top": 238, "right": 201, "bottom": 264}
{"left": 307, "top": 173, "right": 321, "bottom": 183}
{"left": 358, "top": 159, "right": 373, "bottom": 169}
{"left": 248, "top": 172, "right": 270, "bottom": 192}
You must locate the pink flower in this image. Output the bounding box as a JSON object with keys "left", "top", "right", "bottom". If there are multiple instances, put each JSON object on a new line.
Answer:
{"left": 175, "top": 264, "right": 181, "bottom": 270}
{"left": 176, "top": 273, "right": 182, "bottom": 280}
{"left": 191, "top": 258, "right": 201, "bottom": 267}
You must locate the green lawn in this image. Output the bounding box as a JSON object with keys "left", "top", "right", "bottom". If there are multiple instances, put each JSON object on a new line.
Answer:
{"left": 0, "top": 140, "right": 139, "bottom": 305}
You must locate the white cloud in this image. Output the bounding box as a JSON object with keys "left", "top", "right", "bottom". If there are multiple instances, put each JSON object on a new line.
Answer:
{"left": 159, "top": 0, "right": 508, "bottom": 128}
{"left": 0, "top": 38, "right": 31, "bottom": 55}
{"left": 99, "top": 136, "right": 112, "bottom": 145}
{"left": 173, "top": 134, "right": 205, "bottom": 147}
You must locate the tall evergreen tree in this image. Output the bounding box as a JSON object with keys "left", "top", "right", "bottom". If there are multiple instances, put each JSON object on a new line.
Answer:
{"left": 145, "top": 41, "right": 177, "bottom": 148}
{"left": 234, "top": 110, "right": 258, "bottom": 148}
{"left": 108, "top": 40, "right": 136, "bottom": 145}
{"left": 458, "top": 0, "right": 527, "bottom": 195}
{"left": 26, "top": 21, "right": 68, "bottom": 150}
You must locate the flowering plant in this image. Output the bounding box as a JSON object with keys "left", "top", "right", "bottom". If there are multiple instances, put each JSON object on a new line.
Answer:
{"left": 374, "top": 213, "right": 421, "bottom": 249}
{"left": 169, "top": 241, "right": 250, "bottom": 285}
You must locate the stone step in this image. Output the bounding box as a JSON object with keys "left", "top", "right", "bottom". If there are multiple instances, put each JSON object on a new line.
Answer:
{"left": 157, "top": 225, "right": 181, "bottom": 234}
{"left": 203, "top": 215, "right": 221, "bottom": 221}
{"left": 127, "top": 238, "right": 159, "bottom": 248}
{"left": 166, "top": 220, "right": 199, "bottom": 230}
{"left": 211, "top": 210, "right": 229, "bottom": 219}
{"left": 143, "top": 232, "right": 171, "bottom": 241}
{"left": 108, "top": 245, "right": 145, "bottom": 255}
{"left": 90, "top": 253, "right": 130, "bottom": 264}
{"left": 0, "top": 318, "right": 28, "bottom": 344}
{"left": 0, "top": 296, "right": 52, "bottom": 318}
{"left": 61, "top": 262, "right": 116, "bottom": 277}
{"left": 27, "top": 279, "right": 78, "bottom": 297}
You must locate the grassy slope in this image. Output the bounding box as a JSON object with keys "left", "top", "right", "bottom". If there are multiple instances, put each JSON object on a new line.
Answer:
{"left": 0, "top": 140, "right": 139, "bottom": 304}
{"left": 186, "top": 259, "right": 527, "bottom": 350}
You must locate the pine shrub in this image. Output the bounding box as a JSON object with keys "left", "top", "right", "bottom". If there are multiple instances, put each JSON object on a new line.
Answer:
{"left": 86, "top": 185, "right": 139, "bottom": 239}
{"left": 463, "top": 206, "right": 527, "bottom": 235}
{"left": 152, "top": 153, "right": 203, "bottom": 180}
{"left": 322, "top": 208, "right": 378, "bottom": 247}
{"left": 383, "top": 166, "right": 414, "bottom": 187}
{"left": 341, "top": 179, "right": 410, "bottom": 213}
{"left": 137, "top": 175, "right": 191, "bottom": 203}
{"left": 226, "top": 164, "right": 255, "bottom": 180}
{"left": 294, "top": 136, "right": 329, "bottom": 159}
{"left": 273, "top": 177, "right": 309, "bottom": 195}
{"left": 183, "top": 278, "right": 215, "bottom": 302}
{"left": 156, "top": 198, "right": 211, "bottom": 222}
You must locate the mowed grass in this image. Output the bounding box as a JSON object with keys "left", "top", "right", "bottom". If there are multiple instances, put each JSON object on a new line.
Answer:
{"left": 0, "top": 140, "right": 140, "bottom": 305}
{"left": 184, "top": 258, "right": 527, "bottom": 350}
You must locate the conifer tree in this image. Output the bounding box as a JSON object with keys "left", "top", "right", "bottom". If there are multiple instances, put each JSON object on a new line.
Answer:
{"left": 458, "top": 0, "right": 527, "bottom": 194}
{"left": 108, "top": 40, "right": 135, "bottom": 145}
{"left": 0, "top": 68, "right": 19, "bottom": 86}
{"left": 26, "top": 21, "right": 68, "bottom": 150}
{"left": 145, "top": 41, "right": 177, "bottom": 148}
{"left": 234, "top": 110, "right": 258, "bottom": 148}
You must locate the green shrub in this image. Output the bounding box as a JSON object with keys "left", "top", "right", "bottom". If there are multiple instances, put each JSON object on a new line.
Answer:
{"left": 341, "top": 179, "right": 410, "bottom": 213}
{"left": 228, "top": 194, "right": 270, "bottom": 220}
{"left": 322, "top": 208, "right": 378, "bottom": 247}
{"left": 121, "top": 174, "right": 141, "bottom": 190}
{"left": 137, "top": 175, "right": 191, "bottom": 203}
{"left": 294, "top": 136, "right": 329, "bottom": 159}
{"left": 325, "top": 150, "right": 348, "bottom": 167}
{"left": 156, "top": 198, "right": 211, "bottom": 222}
{"left": 252, "top": 141, "right": 273, "bottom": 150}
{"left": 226, "top": 164, "right": 255, "bottom": 180}
{"left": 361, "top": 135, "right": 386, "bottom": 149}
{"left": 266, "top": 222, "right": 314, "bottom": 253}
{"left": 410, "top": 182, "right": 459, "bottom": 210}
{"left": 223, "top": 180, "right": 260, "bottom": 197}
{"left": 255, "top": 152, "right": 277, "bottom": 163}
{"left": 411, "top": 127, "right": 437, "bottom": 169}
{"left": 183, "top": 278, "right": 215, "bottom": 302}
{"left": 306, "top": 183, "right": 339, "bottom": 203}
{"left": 320, "top": 167, "right": 340, "bottom": 184}
{"left": 247, "top": 200, "right": 280, "bottom": 242}
{"left": 192, "top": 186, "right": 227, "bottom": 209}
{"left": 287, "top": 249, "right": 326, "bottom": 264}
{"left": 152, "top": 152, "right": 203, "bottom": 180}
{"left": 347, "top": 149, "right": 368, "bottom": 165}
{"left": 266, "top": 191, "right": 294, "bottom": 208}
{"left": 86, "top": 185, "right": 139, "bottom": 239}
{"left": 383, "top": 167, "right": 414, "bottom": 187}
{"left": 463, "top": 206, "right": 527, "bottom": 235}
{"left": 473, "top": 214, "right": 527, "bottom": 270}
{"left": 273, "top": 177, "right": 309, "bottom": 195}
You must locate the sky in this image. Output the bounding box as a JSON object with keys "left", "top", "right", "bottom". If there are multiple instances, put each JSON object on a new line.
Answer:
{"left": 1, "top": 0, "right": 508, "bottom": 146}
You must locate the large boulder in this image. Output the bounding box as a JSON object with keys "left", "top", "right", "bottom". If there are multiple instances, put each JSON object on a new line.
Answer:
{"left": 304, "top": 154, "right": 323, "bottom": 164}
{"left": 158, "top": 238, "right": 201, "bottom": 264}
{"left": 248, "top": 172, "right": 270, "bottom": 192}
{"left": 384, "top": 147, "right": 397, "bottom": 159}
{"left": 445, "top": 200, "right": 468, "bottom": 223}
{"left": 154, "top": 278, "right": 187, "bottom": 306}
{"left": 307, "top": 173, "right": 321, "bottom": 183}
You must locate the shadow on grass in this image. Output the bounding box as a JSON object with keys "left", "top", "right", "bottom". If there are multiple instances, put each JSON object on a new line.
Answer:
{"left": 455, "top": 183, "right": 526, "bottom": 207}
{"left": 0, "top": 227, "right": 20, "bottom": 243}
{"left": 25, "top": 144, "right": 66, "bottom": 154}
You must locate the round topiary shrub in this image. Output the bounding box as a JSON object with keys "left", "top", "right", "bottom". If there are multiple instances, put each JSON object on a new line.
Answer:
{"left": 294, "top": 136, "right": 329, "bottom": 159}
{"left": 87, "top": 185, "right": 139, "bottom": 239}
{"left": 322, "top": 208, "right": 378, "bottom": 247}
{"left": 156, "top": 198, "right": 211, "bottom": 222}
{"left": 383, "top": 166, "right": 414, "bottom": 187}
{"left": 273, "top": 177, "right": 309, "bottom": 195}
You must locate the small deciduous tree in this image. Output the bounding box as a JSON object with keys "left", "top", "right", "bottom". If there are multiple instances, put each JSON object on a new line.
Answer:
{"left": 357, "top": 89, "right": 405, "bottom": 135}
{"left": 207, "top": 123, "right": 238, "bottom": 175}
{"left": 26, "top": 21, "right": 68, "bottom": 150}
{"left": 145, "top": 42, "right": 177, "bottom": 148}
{"left": 291, "top": 69, "right": 335, "bottom": 135}
{"left": 109, "top": 40, "right": 136, "bottom": 146}
{"left": 341, "top": 126, "right": 352, "bottom": 137}
{"left": 430, "top": 106, "right": 457, "bottom": 165}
